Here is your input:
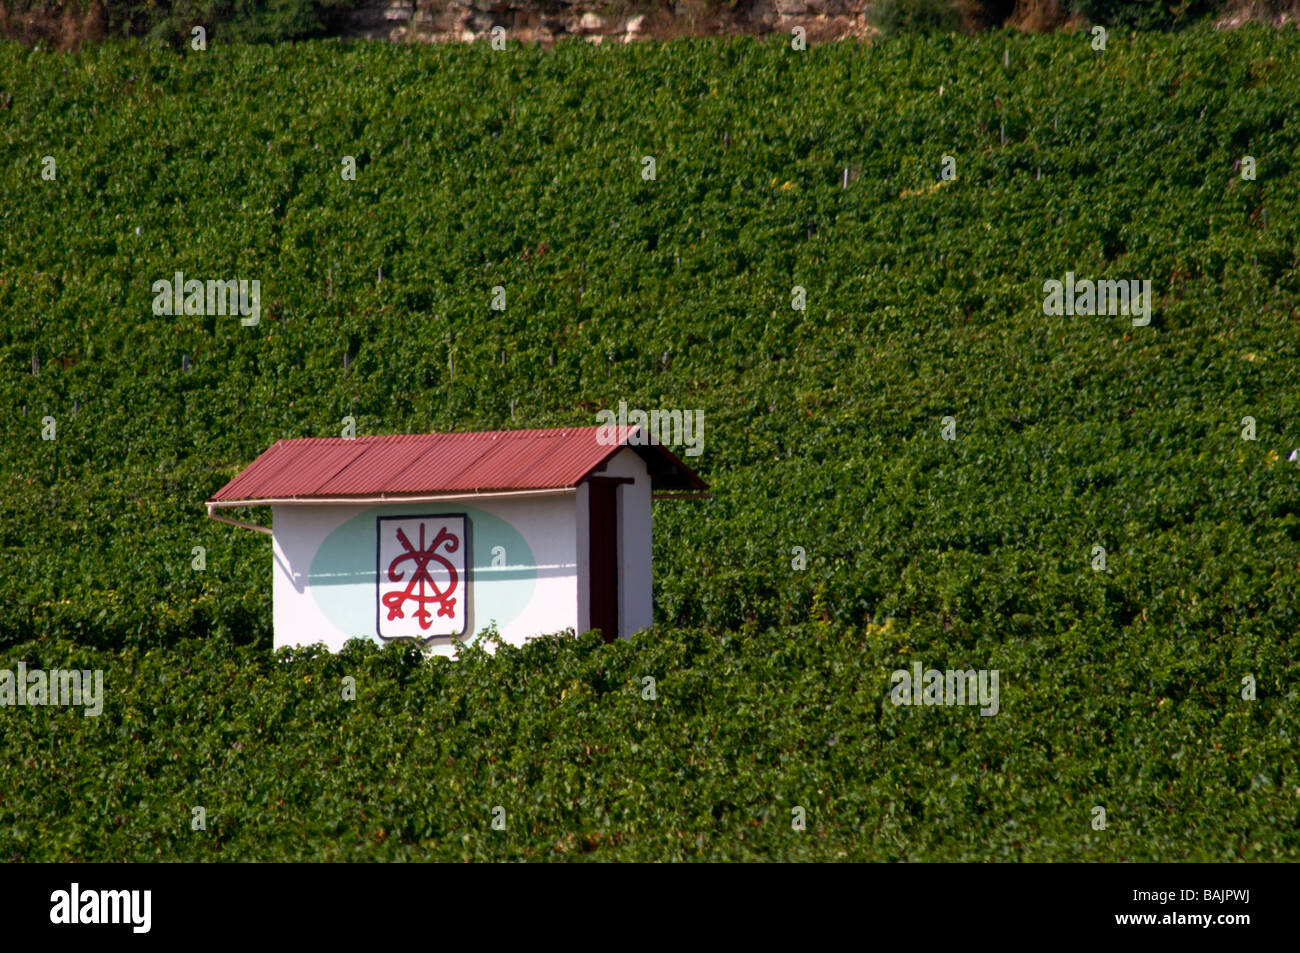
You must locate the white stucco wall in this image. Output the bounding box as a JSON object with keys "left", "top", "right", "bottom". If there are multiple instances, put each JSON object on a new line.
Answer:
{"left": 271, "top": 492, "right": 580, "bottom": 657}
{"left": 608, "top": 449, "right": 653, "bottom": 639}
{"left": 266, "top": 449, "right": 655, "bottom": 655}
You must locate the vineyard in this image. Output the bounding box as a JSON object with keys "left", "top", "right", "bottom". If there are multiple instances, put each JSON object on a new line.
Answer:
{"left": 2, "top": 27, "right": 1299, "bottom": 860}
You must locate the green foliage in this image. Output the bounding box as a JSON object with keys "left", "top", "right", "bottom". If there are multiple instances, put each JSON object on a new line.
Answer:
{"left": 1069, "top": 0, "right": 1222, "bottom": 30}
{"left": 871, "top": 0, "right": 965, "bottom": 35}
{"left": 2, "top": 28, "right": 1299, "bottom": 859}
{"left": 5, "top": 0, "right": 359, "bottom": 44}
{"left": 2, "top": 624, "right": 1295, "bottom": 861}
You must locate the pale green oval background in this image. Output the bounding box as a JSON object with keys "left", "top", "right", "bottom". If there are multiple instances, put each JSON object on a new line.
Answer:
{"left": 309, "top": 502, "right": 537, "bottom": 645}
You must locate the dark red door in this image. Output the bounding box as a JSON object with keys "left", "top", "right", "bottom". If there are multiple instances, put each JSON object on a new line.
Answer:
{"left": 587, "top": 478, "right": 621, "bottom": 643}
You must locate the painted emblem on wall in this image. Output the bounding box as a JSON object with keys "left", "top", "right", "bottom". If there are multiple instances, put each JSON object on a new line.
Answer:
{"left": 376, "top": 515, "right": 469, "bottom": 641}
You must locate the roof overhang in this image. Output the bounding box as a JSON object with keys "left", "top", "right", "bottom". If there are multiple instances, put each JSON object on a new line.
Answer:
{"left": 204, "top": 426, "right": 710, "bottom": 517}
{"left": 206, "top": 486, "right": 578, "bottom": 509}
{"left": 619, "top": 441, "right": 709, "bottom": 494}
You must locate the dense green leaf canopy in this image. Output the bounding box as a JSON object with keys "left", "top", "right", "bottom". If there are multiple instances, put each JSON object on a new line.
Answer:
{"left": 1, "top": 29, "right": 1297, "bottom": 860}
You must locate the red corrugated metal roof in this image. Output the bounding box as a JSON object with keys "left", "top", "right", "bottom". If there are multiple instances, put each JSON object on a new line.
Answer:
{"left": 208, "top": 426, "right": 707, "bottom": 504}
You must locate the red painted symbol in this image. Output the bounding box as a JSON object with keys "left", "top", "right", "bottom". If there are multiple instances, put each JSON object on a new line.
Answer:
{"left": 381, "top": 522, "right": 459, "bottom": 630}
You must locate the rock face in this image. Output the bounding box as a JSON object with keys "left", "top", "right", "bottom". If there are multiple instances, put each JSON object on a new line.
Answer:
{"left": 345, "top": 0, "right": 879, "bottom": 45}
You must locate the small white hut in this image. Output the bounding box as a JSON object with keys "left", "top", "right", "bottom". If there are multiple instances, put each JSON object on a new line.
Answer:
{"left": 206, "top": 426, "right": 708, "bottom": 655}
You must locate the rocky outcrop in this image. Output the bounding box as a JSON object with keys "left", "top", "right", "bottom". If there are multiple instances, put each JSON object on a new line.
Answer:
{"left": 345, "top": 0, "right": 879, "bottom": 45}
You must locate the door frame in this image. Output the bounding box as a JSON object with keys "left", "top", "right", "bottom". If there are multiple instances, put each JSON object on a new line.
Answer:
{"left": 586, "top": 476, "right": 632, "bottom": 643}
